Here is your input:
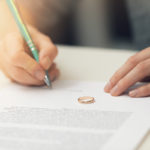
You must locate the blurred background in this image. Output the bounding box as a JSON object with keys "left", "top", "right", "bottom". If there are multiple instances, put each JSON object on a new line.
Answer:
{"left": 50, "top": 0, "right": 134, "bottom": 50}
{"left": 31, "top": 0, "right": 150, "bottom": 51}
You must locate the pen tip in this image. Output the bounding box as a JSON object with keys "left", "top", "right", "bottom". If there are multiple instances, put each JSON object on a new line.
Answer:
{"left": 44, "top": 71, "right": 52, "bottom": 88}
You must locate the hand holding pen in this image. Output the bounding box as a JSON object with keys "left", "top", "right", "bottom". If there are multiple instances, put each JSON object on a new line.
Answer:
{"left": 0, "top": 0, "right": 59, "bottom": 86}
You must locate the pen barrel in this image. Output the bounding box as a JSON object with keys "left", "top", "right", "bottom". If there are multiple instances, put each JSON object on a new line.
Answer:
{"left": 6, "top": 0, "right": 39, "bottom": 63}
{"left": 31, "top": 49, "right": 39, "bottom": 62}
{"left": 27, "top": 41, "right": 39, "bottom": 62}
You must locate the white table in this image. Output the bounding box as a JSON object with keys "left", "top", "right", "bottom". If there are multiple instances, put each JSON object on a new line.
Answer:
{"left": 0, "top": 45, "right": 149, "bottom": 150}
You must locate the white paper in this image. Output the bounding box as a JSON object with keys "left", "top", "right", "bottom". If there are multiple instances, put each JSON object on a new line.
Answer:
{"left": 0, "top": 80, "right": 149, "bottom": 150}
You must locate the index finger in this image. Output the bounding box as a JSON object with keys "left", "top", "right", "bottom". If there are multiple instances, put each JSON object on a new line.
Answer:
{"left": 110, "top": 59, "right": 150, "bottom": 96}
{"left": 4, "top": 37, "right": 45, "bottom": 81}
{"left": 31, "top": 32, "right": 58, "bottom": 70}
{"left": 104, "top": 48, "right": 150, "bottom": 93}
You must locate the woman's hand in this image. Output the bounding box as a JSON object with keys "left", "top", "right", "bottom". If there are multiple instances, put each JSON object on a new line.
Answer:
{"left": 104, "top": 47, "right": 150, "bottom": 98}
{"left": 0, "top": 26, "right": 59, "bottom": 86}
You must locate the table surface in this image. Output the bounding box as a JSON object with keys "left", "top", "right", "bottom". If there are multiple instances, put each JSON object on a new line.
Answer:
{"left": 0, "top": 45, "right": 149, "bottom": 150}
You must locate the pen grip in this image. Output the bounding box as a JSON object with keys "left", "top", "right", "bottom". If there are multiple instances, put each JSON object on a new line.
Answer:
{"left": 31, "top": 49, "right": 39, "bottom": 63}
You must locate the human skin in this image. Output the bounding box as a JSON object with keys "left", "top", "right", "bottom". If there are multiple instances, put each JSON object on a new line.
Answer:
{"left": 0, "top": 0, "right": 59, "bottom": 86}
{"left": 104, "top": 47, "right": 150, "bottom": 98}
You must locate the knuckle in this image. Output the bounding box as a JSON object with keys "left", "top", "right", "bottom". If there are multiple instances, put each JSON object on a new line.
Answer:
{"left": 110, "top": 76, "right": 117, "bottom": 85}
{"left": 136, "top": 62, "right": 147, "bottom": 72}
{"left": 110, "top": 72, "right": 121, "bottom": 85}
{"left": 117, "top": 80, "right": 125, "bottom": 89}
{"left": 113, "top": 73, "right": 120, "bottom": 81}
{"left": 127, "top": 55, "right": 138, "bottom": 66}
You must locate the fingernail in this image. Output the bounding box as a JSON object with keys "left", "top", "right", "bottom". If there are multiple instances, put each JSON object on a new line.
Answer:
{"left": 129, "top": 90, "right": 138, "bottom": 97}
{"left": 104, "top": 81, "right": 112, "bottom": 92}
{"left": 43, "top": 57, "right": 52, "bottom": 70}
{"left": 35, "top": 70, "right": 45, "bottom": 80}
{"left": 110, "top": 85, "right": 118, "bottom": 96}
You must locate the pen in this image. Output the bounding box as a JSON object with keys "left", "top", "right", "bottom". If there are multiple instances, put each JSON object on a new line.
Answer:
{"left": 6, "top": 0, "right": 52, "bottom": 87}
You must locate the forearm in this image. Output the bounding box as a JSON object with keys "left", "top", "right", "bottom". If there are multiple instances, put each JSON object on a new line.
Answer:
{"left": 0, "top": 0, "right": 36, "bottom": 40}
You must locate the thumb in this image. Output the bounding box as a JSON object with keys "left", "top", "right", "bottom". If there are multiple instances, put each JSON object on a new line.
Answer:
{"left": 32, "top": 33, "right": 58, "bottom": 70}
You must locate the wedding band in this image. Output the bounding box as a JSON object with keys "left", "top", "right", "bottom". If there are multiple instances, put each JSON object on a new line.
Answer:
{"left": 78, "top": 96, "right": 95, "bottom": 104}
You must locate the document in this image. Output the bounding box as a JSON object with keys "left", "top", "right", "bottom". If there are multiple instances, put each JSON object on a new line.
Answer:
{"left": 0, "top": 80, "right": 149, "bottom": 150}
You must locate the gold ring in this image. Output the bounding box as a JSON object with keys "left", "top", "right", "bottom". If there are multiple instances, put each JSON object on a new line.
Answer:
{"left": 78, "top": 96, "right": 95, "bottom": 104}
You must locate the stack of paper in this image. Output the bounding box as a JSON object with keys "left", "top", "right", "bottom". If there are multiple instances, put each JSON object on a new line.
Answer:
{"left": 0, "top": 80, "right": 149, "bottom": 150}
